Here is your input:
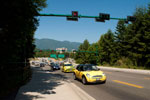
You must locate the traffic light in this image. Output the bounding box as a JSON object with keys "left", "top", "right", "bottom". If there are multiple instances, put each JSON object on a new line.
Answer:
{"left": 67, "top": 17, "right": 78, "bottom": 21}
{"left": 95, "top": 17, "right": 105, "bottom": 22}
{"left": 72, "top": 11, "right": 78, "bottom": 17}
{"left": 124, "top": 20, "right": 129, "bottom": 24}
{"left": 99, "top": 13, "right": 110, "bottom": 20}
{"left": 51, "top": 50, "right": 54, "bottom": 52}
{"left": 127, "top": 16, "right": 136, "bottom": 22}
{"left": 67, "top": 11, "right": 78, "bottom": 21}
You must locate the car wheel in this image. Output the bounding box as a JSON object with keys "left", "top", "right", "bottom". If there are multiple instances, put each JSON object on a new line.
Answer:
{"left": 82, "top": 76, "right": 87, "bottom": 85}
{"left": 73, "top": 73, "right": 77, "bottom": 80}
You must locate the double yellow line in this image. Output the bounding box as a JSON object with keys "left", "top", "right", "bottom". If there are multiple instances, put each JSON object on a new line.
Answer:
{"left": 113, "top": 80, "right": 143, "bottom": 88}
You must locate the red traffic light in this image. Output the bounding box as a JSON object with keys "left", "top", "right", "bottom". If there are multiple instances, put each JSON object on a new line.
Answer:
{"left": 72, "top": 11, "right": 78, "bottom": 17}
{"left": 51, "top": 50, "right": 54, "bottom": 52}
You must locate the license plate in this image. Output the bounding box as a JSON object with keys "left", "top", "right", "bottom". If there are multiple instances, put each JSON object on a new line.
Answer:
{"left": 96, "top": 78, "right": 100, "bottom": 80}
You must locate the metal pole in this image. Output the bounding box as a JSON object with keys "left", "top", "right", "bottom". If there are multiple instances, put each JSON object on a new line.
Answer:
{"left": 38, "top": 13, "right": 126, "bottom": 21}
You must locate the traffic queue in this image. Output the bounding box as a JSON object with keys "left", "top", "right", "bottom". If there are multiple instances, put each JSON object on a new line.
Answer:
{"left": 31, "top": 58, "right": 106, "bottom": 85}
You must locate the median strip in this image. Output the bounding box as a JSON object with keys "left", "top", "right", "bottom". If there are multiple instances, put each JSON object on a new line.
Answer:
{"left": 113, "top": 80, "right": 143, "bottom": 88}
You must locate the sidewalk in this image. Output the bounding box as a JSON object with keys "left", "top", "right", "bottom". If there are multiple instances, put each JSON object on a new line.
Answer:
{"left": 15, "top": 66, "right": 95, "bottom": 100}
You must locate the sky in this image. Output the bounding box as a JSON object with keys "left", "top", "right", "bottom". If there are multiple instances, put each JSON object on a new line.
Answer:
{"left": 35, "top": 0, "right": 149, "bottom": 43}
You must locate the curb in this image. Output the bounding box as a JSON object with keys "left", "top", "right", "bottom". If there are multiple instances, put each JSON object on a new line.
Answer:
{"left": 98, "top": 66, "right": 150, "bottom": 75}
{"left": 66, "top": 80, "right": 96, "bottom": 100}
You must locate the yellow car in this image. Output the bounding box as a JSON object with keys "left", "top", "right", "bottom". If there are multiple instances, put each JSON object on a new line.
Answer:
{"left": 73, "top": 64, "right": 106, "bottom": 84}
{"left": 62, "top": 63, "right": 75, "bottom": 72}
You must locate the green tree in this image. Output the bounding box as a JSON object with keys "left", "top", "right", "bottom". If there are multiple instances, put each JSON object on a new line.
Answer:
{"left": 75, "top": 44, "right": 84, "bottom": 63}
{"left": 98, "top": 30, "right": 117, "bottom": 65}
{"left": 87, "top": 43, "right": 98, "bottom": 64}
{"left": 82, "top": 39, "right": 90, "bottom": 50}
{"left": 115, "top": 20, "right": 128, "bottom": 58}
{"left": 125, "top": 5, "right": 150, "bottom": 67}
{"left": 75, "top": 39, "right": 90, "bottom": 64}
{"left": 0, "top": 0, "right": 47, "bottom": 97}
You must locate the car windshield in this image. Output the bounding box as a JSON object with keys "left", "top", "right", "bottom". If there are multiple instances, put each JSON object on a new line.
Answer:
{"left": 64, "top": 64, "right": 72, "bottom": 66}
{"left": 83, "top": 65, "right": 98, "bottom": 71}
{"left": 55, "top": 64, "right": 59, "bottom": 66}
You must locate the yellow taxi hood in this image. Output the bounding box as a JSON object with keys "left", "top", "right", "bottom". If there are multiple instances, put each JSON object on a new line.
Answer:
{"left": 83, "top": 70, "right": 104, "bottom": 75}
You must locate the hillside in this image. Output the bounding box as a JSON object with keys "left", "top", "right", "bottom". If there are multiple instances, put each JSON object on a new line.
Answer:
{"left": 34, "top": 38, "right": 81, "bottom": 51}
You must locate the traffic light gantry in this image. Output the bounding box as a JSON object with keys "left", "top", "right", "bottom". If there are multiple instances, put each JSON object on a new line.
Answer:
{"left": 38, "top": 11, "right": 136, "bottom": 23}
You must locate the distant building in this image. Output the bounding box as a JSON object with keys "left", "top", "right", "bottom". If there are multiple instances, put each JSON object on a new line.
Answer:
{"left": 56, "top": 47, "right": 67, "bottom": 53}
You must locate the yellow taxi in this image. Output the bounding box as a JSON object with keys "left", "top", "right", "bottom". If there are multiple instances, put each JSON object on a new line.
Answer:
{"left": 73, "top": 64, "right": 106, "bottom": 84}
{"left": 62, "top": 63, "right": 75, "bottom": 72}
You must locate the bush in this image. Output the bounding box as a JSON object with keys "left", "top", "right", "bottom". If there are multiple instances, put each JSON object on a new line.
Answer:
{"left": 115, "top": 57, "right": 133, "bottom": 67}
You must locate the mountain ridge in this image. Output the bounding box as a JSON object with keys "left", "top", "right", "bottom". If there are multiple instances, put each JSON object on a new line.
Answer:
{"left": 34, "top": 38, "right": 81, "bottom": 51}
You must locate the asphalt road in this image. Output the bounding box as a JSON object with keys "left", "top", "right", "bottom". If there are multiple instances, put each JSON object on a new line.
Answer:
{"left": 58, "top": 69, "right": 150, "bottom": 100}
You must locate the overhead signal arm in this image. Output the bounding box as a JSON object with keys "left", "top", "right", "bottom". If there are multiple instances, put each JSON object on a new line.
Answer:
{"left": 38, "top": 11, "right": 135, "bottom": 23}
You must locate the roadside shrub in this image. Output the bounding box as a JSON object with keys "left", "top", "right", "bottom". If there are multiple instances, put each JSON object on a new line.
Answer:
{"left": 102, "top": 61, "right": 110, "bottom": 66}
{"left": 115, "top": 57, "right": 133, "bottom": 67}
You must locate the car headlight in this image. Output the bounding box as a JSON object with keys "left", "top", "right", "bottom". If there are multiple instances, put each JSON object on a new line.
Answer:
{"left": 86, "top": 74, "right": 91, "bottom": 78}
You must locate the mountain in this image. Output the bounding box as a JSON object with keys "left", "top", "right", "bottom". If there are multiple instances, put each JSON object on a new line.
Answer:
{"left": 34, "top": 38, "right": 81, "bottom": 51}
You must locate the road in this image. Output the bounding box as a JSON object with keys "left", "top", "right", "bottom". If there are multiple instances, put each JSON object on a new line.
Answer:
{"left": 58, "top": 69, "right": 150, "bottom": 100}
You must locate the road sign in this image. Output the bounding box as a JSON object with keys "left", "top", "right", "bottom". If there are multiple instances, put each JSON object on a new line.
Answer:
{"left": 50, "top": 54, "right": 57, "bottom": 59}
{"left": 58, "top": 54, "right": 65, "bottom": 58}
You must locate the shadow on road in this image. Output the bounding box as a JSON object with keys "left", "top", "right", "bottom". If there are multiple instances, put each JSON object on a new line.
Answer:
{"left": 16, "top": 67, "right": 68, "bottom": 100}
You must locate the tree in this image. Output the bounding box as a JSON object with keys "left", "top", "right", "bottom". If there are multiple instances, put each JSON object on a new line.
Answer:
{"left": 82, "top": 39, "right": 90, "bottom": 50}
{"left": 124, "top": 5, "right": 150, "bottom": 68}
{"left": 98, "top": 30, "right": 117, "bottom": 65}
{"left": 115, "top": 20, "right": 128, "bottom": 58}
{"left": 75, "top": 39, "right": 90, "bottom": 64}
{"left": 87, "top": 43, "right": 98, "bottom": 65}
{"left": 0, "top": 0, "right": 47, "bottom": 97}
